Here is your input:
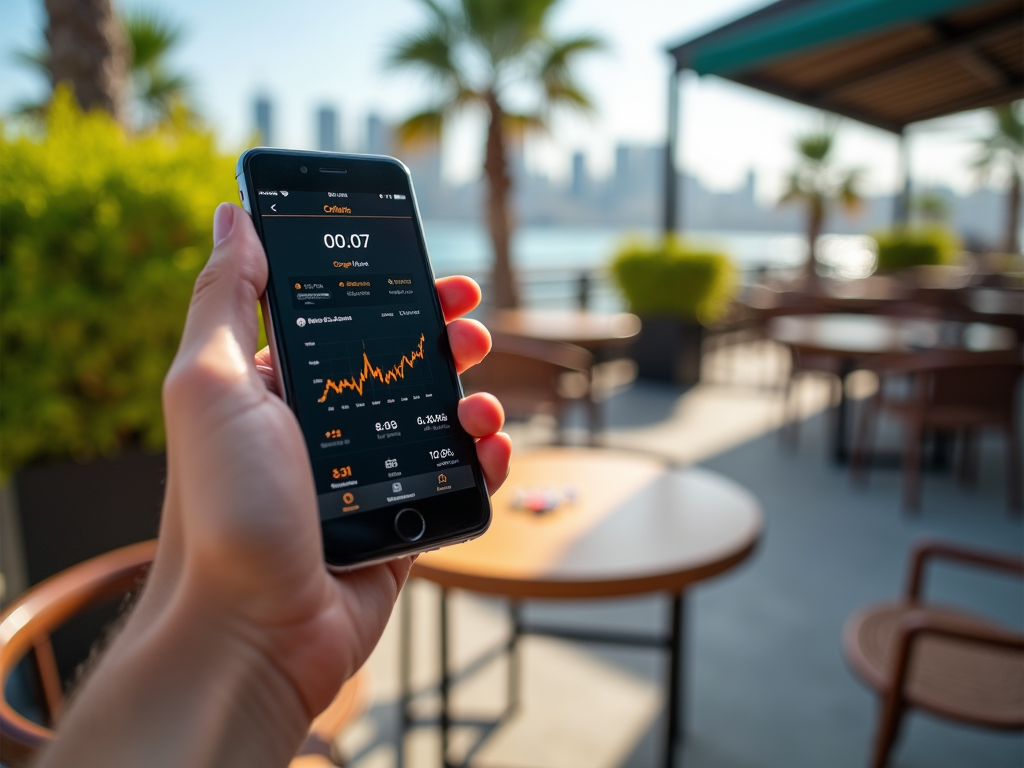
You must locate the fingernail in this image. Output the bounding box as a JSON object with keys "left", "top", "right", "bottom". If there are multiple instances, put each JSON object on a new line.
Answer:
{"left": 213, "top": 203, "right": 236, "bottom": 247}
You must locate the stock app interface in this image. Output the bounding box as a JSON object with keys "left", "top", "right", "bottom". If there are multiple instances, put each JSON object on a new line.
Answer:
{"left": 257, "top": 188, "right": 477, "bottom": 522}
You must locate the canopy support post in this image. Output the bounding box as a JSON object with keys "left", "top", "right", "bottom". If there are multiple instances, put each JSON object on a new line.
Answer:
{"left": 663, "top": 67, "right": 681, "bottom": 236}
{"left": 893, "top": 130, "right": 911, "bottom": 228}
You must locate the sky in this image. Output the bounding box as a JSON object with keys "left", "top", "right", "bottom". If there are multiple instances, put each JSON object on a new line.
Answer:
{"left": 0, "top": 0, "right": 999, "bottom": 202}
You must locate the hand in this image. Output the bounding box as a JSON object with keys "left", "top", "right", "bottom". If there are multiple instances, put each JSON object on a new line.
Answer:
{"left": 38, "top": 203, "right": 511, "bottom": 768}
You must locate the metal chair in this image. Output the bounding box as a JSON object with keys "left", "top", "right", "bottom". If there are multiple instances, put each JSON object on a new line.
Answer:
{"left": 0, "top": 540, "right": 367, "bottom": 767}
{"left": 843, "top": 539, "right": 1024, "bottom": 768}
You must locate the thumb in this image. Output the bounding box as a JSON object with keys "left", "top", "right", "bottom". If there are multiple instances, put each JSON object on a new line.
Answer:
{"left": 164, "top": 203, "right": 268, "bottom": 417}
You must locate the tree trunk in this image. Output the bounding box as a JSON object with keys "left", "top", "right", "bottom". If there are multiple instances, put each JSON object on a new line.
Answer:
{"left": 45, "top": 0, "right": 130, "bottom": 126}
{"left": 805, "top": 200, "right": 824, "bottom": 280}
{"left": 483, "top": 93, "right": 519, "bottom": 309}
{"left": 1005, "top": 169, "right": 1021, "bottom": 254}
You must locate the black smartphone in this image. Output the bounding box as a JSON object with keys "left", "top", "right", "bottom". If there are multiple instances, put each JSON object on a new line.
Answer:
{"left": 236, "top": 148, "right": 491, "bottom": 569}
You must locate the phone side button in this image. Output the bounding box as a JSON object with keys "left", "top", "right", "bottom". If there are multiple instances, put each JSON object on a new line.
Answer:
{"left": 395, "top": 507, "right": 426, "bottom": 542}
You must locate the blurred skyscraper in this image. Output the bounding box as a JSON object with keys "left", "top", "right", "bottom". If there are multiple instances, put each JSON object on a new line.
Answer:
{"left": 317, "top": 106, "right": 339, "bottom": 152}
{"left": 366, "top": 114, "right": 392, "bottom": 155}
{"left": 254, "top": 96, "right": 273, "bottom": 145}
{"left": 571, "top": 152, "right": 587, "bottom": 197}
{"left": 614, "top": 144, "right": 630, "bottom": 191}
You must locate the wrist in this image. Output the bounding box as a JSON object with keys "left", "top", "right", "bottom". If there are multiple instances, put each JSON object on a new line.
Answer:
{"left": 39, "top": 574, "right": 311, "bottom": 768}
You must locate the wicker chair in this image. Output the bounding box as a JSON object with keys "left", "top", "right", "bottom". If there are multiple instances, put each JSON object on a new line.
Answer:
{"left": 844, "top": 539, "right": 1024, "bottom": 768}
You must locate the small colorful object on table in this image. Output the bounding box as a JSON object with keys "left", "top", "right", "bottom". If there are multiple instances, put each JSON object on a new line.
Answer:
{"left": 511, "top": 486, "right": 577, "bottom": 515}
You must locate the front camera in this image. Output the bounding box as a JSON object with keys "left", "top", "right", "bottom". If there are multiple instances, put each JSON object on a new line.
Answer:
{"left": 300, "top": 165, "right": 308, "bottom": 173}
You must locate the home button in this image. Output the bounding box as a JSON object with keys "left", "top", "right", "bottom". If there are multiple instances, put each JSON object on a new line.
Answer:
{"left": 395, "top": 507, "right": 425, "bottom": 542}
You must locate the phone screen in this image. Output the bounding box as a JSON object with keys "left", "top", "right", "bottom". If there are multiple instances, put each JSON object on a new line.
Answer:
{"left": 242, "top": 156, "right": 484, "bottom": 537}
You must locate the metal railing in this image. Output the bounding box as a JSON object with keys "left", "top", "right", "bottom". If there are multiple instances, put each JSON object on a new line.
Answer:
{"left": 436, "top": 263, "right": 801, "bottom": 313}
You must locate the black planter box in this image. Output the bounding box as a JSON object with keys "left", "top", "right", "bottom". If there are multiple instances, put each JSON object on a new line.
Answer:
{"left": 630, "top": 316, "right": 705, "bottom": 385}
{"left": 14, "top": 450, "right": 166, "bottom": 685}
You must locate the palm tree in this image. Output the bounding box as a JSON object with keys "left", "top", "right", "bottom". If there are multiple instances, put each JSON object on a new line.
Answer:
{"left": 779, "top": 117, "right": 863, "bottom": 279}
{"left": 43, "top": 0, "right": 131, "bottom": 125}
{"left": 972, "top": 101, "right": 1023, "bottom": 254}
{"left": 389, "top": 0, "right": 604, "bottom": 308}
{"left": 14, "top": 7, "right": 192, "bottom": 128}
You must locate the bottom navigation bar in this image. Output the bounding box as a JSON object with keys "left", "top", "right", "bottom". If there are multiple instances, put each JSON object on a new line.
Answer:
{"left": 318, "top": 464, "right": 476, "bottom": 521}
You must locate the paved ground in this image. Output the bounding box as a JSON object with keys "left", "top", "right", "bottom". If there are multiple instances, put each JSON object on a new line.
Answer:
{"left": 341, "top": 343, "right": 1024, "bottom": 768}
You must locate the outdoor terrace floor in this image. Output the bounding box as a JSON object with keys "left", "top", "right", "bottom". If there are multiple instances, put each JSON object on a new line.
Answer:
{"left": 341, "top": 341, "right": 1024, "bottom": 768}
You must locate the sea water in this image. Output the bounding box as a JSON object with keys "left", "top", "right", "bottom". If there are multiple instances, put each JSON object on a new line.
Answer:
{"left": 422, "top": 221, "right": 874, "bottom": 278}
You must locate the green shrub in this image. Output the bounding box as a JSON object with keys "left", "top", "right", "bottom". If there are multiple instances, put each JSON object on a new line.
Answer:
{"left": 610, "top": 238, "right": 736, "bottom": 323}
{"left": 872, "top": 227, "right": 960, "bottom": 272}
{"left": 0, "top": 88, "right": 238, "bottom": 476}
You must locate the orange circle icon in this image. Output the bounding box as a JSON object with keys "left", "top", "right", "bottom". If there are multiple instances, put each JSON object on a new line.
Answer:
{"left": 343, "top": 492, "right": 355, "bottom": 504}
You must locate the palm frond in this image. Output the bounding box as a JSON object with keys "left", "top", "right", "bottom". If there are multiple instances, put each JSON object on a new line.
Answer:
{"left": 462, "top": 0, "right": 555, "bottom": 67}
{"left": 537, "top": 34, "right": 602, "bottom": 115}
{"left": 994, "top": 101, "right": 1024, "bottom": 149}
{"left": 12, "top": 47, "right": 49, "bottom": 79}
{"left": 540, "top": 34, "right": 605, "bottom": 79}
{"left": 123, "top": 8, "right": 184, "bottom": 72}
{"left": 502, "top": 111, "right": 546, "bottom": 139}
{"left": 839, "top": 168, "right": 865, "bottom": 212}
{"left": 970, "top": 102, "right": 1024, "bottom": 180}
{"left": 542, "top": 80, "right": 595, "bottom": 115}
{"left": 395, "top": 108, "right": 447, "bottom": 148}
{"left": 389, "top": 27, "right": 465, "bottom": 90}
{"left": 778, "top": 172, "right": 807, "bottom": 206}
{"left": 141, "top": 70, "right": 193, "bottom": 118}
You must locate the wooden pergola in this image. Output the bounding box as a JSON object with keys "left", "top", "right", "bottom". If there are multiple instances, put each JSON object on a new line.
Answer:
{"left": 663, "top": 0, "right": 1023, "bottom": 233}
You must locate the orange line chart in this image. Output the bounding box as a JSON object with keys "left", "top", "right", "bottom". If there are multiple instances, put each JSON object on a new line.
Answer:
{"left": 317, "top": 333, "right": 426, "bottom": 401}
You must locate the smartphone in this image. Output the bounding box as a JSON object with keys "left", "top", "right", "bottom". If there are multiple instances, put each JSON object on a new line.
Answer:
{"left": 236, "top": 148, "right": 491, "bottom": 569}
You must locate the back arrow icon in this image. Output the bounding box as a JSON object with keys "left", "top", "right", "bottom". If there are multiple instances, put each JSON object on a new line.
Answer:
{"left": 270, "top": 203, "right": 277, "bottom": 212}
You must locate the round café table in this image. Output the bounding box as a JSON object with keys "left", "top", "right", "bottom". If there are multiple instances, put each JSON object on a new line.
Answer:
{"left": 767, "top": 313, "right": 1018, "bottom": 462}
{"left": 400, "top": 448, "right": 763, "bottom": 768}
{"left": 488, "top": 309, "right": 641, "bottom": 352}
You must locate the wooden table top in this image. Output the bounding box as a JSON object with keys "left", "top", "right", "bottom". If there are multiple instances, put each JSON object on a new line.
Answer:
{"left": 767, "top": 313, "right": 1017, "bottom": 357}
{"left": 412, "top": 448, "right": 763, "bottom": 599}
{"left": 488, "top": 309, "right": 642, "bottom": 348}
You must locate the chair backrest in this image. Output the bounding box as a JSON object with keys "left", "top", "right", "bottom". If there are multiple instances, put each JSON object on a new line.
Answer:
{"left": 871, "top": 349, "right": 1024, "bottom": 416}
{"left": 459, "top": 334, "right": 593, "bottom": 418}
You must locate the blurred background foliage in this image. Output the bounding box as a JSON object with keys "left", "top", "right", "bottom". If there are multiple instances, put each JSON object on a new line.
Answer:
{"left": 611, "top": 239, "right": 736, "bottom": 323}
{"left": 0, "top": 87, "right": 236, "bottom": 477}
{"left": 872, "top": 226, "right": 961, "bottom": 272}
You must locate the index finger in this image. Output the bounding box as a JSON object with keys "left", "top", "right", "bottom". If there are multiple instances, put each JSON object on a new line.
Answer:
{"left": 436, "top": 276, "right": 481, "bottom": 322}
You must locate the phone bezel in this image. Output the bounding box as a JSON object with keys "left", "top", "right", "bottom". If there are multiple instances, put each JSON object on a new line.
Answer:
{"left": 236, "top": 148, "right": 491, "bottom": 569}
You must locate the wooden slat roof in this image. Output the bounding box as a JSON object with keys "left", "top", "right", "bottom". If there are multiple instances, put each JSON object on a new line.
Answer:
{"left": 668, "top": 0, "right": 1023, "bottom": 133}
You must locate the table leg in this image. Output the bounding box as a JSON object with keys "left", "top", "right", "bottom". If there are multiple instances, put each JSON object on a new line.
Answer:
{"left": 665, "top": 592, "right": 686, "bottom": 768}
{"left": 440, "top": 587, "right": 452, "bottom": 768}
{"left": 833, "top": 359, "right": 855, "bottom": 464}
{"left": 398, "top": 584, "right": 412, "bottom": 768}
{"left": 507, "top": 600, "right": 522, "bottom": 716}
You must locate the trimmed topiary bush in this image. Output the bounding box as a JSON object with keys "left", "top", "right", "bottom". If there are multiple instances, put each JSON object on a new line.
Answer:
{"left": 610, "top": 238, "right": 736, "bottom": 323}
{"left": 0, "top": 88, "right": 238, "bottom": 477}
{"left": 872, "top": 227, "right": 960, "bottom": 272}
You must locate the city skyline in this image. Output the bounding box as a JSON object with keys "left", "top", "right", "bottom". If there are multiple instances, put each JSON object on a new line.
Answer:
{"left": 254, "top": 97, "right": 1009, "bottom": 249}
{"left": 0, "top": 0, "right": 1001, "bottom": 203}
